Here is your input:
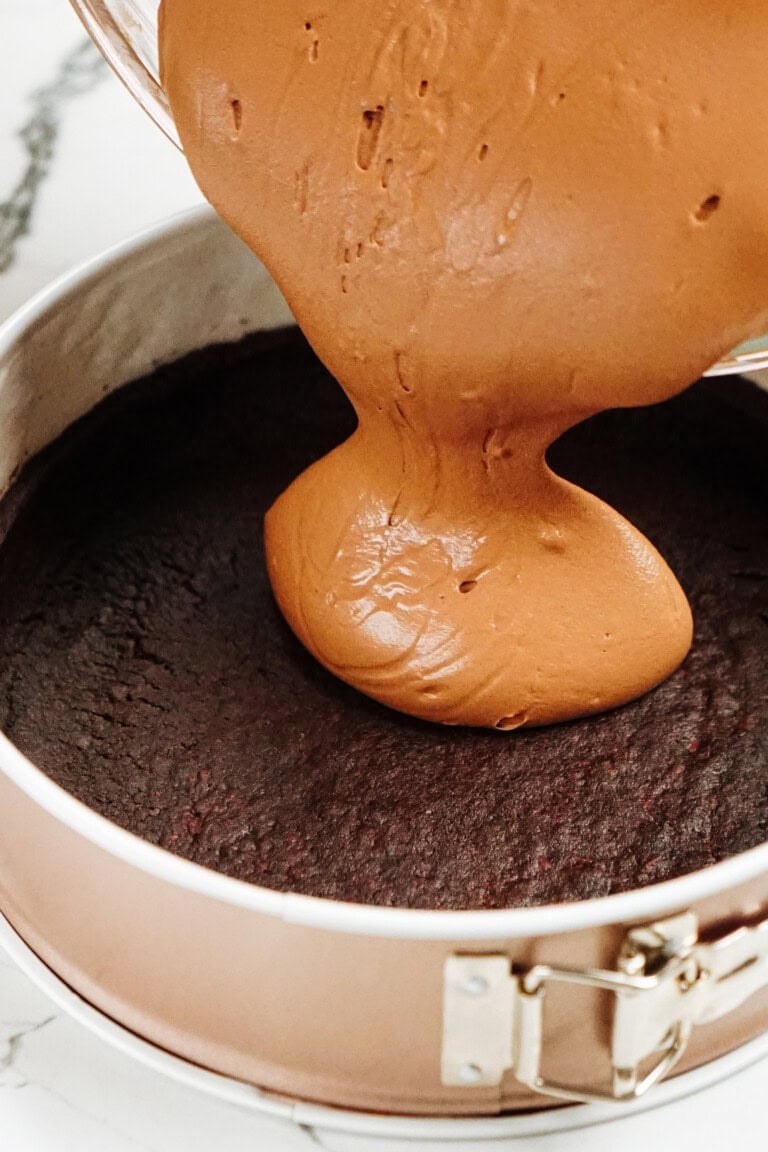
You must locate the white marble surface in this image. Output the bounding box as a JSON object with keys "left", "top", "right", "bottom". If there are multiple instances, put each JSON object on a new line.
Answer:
{"left": 0, "top": 4, "right": 766, "bottom": 1149}
{"left": 0, "top": 0, "right": 202, "bottom": 326}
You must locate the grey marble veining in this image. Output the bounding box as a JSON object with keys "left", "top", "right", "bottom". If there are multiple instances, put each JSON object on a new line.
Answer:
{"left": 0, "top": 1017, "right": 56, "bottom": 1089}
{"left": 0, "top": 2, "right": 200, "bottom": 326}
{"left": 0, "top": 39, "right": 107, "bottom": 275}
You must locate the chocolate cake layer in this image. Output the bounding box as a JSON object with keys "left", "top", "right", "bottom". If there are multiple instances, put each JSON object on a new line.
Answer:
{"left": 0, "top": 328, "right": 764, "bottom": 909}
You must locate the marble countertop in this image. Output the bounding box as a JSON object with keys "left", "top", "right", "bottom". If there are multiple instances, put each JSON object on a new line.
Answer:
{"left": 0, "top": 0, "right": 202, "bottom": 327}
{"left": 0, "top": 4, "right": 766, "bottom": 1149}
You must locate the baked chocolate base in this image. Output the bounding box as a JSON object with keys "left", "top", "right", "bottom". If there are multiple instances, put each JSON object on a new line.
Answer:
{"left": 0, "top": 328, "right": 765, "bottom": 909}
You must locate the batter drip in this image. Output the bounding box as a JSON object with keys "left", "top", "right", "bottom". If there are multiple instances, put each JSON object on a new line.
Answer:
{"left": 160, "top": 1, "right": 768, "bottom": 727}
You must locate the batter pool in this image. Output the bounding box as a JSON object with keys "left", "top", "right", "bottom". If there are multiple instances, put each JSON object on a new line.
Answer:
{"left": 159, "top": 1, "right": 768, "bottom": 728}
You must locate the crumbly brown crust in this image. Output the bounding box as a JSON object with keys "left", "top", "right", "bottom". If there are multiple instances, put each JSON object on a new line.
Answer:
{"left": 0, "top": 328, "right": 764, "bottom": 909}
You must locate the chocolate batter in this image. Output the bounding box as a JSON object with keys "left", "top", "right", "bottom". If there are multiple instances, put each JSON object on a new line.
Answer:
{"left": 0, "top": 328, "right": 764, "bottom": 909}
{"left": 159, "top": 1, "right": 768, "bottom": 727}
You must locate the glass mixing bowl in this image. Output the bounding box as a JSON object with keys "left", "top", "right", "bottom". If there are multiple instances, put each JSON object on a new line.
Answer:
{"left": 71, "top": 0, "right": 178, "bottom": 147}
{"left": 70, "top": 0, "right": 768, "bottom": 378}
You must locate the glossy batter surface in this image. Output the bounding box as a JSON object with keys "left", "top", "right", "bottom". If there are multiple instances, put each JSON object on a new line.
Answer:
{"left": 159, "top": 2, "right": 768, "bottom": 726}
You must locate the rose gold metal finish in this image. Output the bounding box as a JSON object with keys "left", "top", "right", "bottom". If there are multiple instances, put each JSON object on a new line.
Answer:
{"left": 0, "top": 759, "right": 766, "bottom": 1115}
{"left": 0, "top": 209, "right": 765, "bottom": 1117}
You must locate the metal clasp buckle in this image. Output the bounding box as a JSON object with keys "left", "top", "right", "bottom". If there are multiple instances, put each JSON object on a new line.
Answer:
{"left": 516, "top": 913, "right": 698, "bottom": 1104}
{"left": 442, "top": 909, "right": 768, "bottom": 1105}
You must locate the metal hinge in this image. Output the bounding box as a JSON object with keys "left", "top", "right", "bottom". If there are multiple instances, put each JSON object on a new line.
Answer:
{"left": 442, "top": 911, "right": 768, "bottom": 1105}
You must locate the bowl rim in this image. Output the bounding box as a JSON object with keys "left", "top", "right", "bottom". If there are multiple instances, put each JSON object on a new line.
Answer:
{"left": 1, "top": 204, "right": 766, "bottom": 943}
